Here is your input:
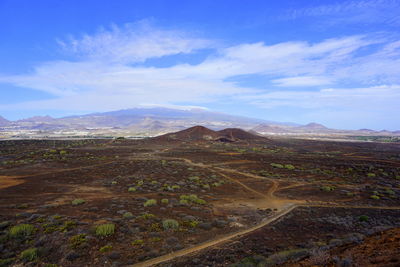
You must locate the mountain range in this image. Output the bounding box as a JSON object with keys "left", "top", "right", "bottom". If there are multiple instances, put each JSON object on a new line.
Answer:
{"left": 0, "top": 107, "right": 399, "bottom": 137}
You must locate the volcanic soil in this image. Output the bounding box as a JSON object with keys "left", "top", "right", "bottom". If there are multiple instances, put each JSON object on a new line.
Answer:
{"left": 0, "top": 126, "right": 399, "bottom": 266}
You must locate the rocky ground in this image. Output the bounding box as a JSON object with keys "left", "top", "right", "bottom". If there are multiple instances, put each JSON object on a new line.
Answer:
{"left": 0, "top": 127, "right": 399, "bottom": 266}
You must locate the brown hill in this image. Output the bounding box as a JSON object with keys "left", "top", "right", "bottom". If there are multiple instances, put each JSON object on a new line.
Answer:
{"left": 154, "top": 125, "right": 267, "bottom": 142}
{"left": 154, "top": 126, "right": 220, "bottom": 142}
{"left": 217, "top": 128, "right": 266, "bottom": 141}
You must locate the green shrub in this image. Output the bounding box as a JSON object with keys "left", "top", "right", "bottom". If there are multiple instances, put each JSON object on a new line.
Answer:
{"left": 270, "top": 163, "right": 284, "bottom": 168}
{"left": 144, "top": 199, "right": 157, "bottom": 207}
{"left": 95, "top": 223, "right": 115, "bottom": 237}
{"left": 131, "top": 239, "right": 144, "bottom": 246}
{"left": 284, "top": 164, "right": 295, "bottom": 170}
{"left": 385, "top": 189, "right": 395, "bottom": 195}
{"left": 149, "top": 237, "right": 161, "bottom": 242}
{"left": 180, "top": 194, "right": 206, "bottom": 205}
{"left": 9, "top": 224, "right": 35, "bottom": 238}
{"left": 20, "top": 248, "right": 38, "bottom": 262}
{"left": 99, "top": 245, "right": 113, "bottom": 253}
{"left": 370, "top": 195, "right": 380, "bottom": 200}
{"left": 359, "top": 215, "right": 369, "bottom": 222}
{"left": 0, "top": 258, "right": 14, "bottom": 267}
{"left": 367, "top": 173, "right": 376, "bottom": 178}
{"left": 149, "top": 223, "right": 162, "bottom": 232}
{"left": 184, "top": 220, "right": 199, "bottom": 228}
{"left": 188, "top": 176, "right": 200, "bottom": 182}
{"left": 171, "top": 185, "right": 180, "bottom": 190}
{"left": 138, "top": 213, "right": 155, "bottom": 220}
{"left": 59, "top": 221, "right": 76, "bottom": 232}
{"left": 111, "top": 181, "right": 117, "bottom": 185}
{"left": 320, "top": 186, "right": 335, "bottom": 192}
{"left": 128, "top": 187, "right": 136, "bottom": 192}
{"left": 161, "top": 199, "right": 169, "bottom": 204}
{"left": 202, "top": 184, "right": 210, "bottom": 190}
{"left": 162, "top": 219, "right": 180, "bottom": 230}
{"left": 123, "top": 212, "right": 134, "bottom": 219}
{"left": 71, "top": 199, "right": 85, "bottom": 206}
{"left": 69, "top": 234, "right": 86, "bottom": 249}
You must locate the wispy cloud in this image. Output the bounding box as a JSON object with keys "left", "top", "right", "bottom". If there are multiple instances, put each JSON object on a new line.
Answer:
{"left": 285, "top": 0, "right": 400, "bottom": 26}
{"left": 58, "top": 22, "right": 212, "bottom": 63}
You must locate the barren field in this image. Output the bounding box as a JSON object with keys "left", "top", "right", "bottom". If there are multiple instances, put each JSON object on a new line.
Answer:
{"left": 1, "top": 131, "right": 399, "bottom": 266}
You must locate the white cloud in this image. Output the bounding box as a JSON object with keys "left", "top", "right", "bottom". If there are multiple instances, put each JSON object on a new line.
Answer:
{"left": 286, "top": 0, "right": 400, "bottom": 26}
{"left": 57, "top": 22, "right": 213, "bottom": 63}
{"left": 244, "top": 85, "right": 400, "bottom": 110}
{"left": 0, "top": 23, "right": 400, "bottom": 128}
{"left": 272, "top": 76, "right": 332, "bottom": 87}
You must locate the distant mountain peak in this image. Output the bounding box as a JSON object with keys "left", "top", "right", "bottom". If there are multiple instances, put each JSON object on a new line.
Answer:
{"left": 303, "top": 122, "right": 328, "bottom": 129}
{"left": 0, "top": 116, "right": 11, "bottom": 126}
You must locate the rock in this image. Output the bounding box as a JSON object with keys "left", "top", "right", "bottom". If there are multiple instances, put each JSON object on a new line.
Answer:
{"left": 212, "top": 219, "right": 227, "bottom": 228}
{"left": 198, "top": 222, "right": 212, "bottom": 230}
{"left": 108, "top": 252, "right": 121, "bottom": 260}
{"left": 183, "top": 215, "right": 196, "bottom": 221}
{"left": 66, "top": 252, "right": 80, "bottom": 261}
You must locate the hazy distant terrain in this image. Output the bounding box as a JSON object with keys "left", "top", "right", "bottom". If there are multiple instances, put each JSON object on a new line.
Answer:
{"left": 1, "top": 108, "right": 399, "bottom": 139}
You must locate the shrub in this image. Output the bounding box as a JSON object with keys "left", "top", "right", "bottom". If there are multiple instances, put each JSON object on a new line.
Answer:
{"left": 184, "top": 220, "right": 199, "bottom": 228}
{"left": 180, "top": 194, "right": 206, "bottom": 205}
{"left": 161, "top": 199, "right": 169, "bottom": 204}
{"left": 270, "top": 163, "right": 284, "bottom": 168}
{"left": 385, "top": 189, "right": 395, "bottom": 195}
{"left": 128, "top": 187, "right": 136, "bottom": 192}
{"left": 99, "top": 245, "right": 113, "bottom": 253}
{"left": 367, "top": 173, "right": 376, "bottom": 178}
{"left": 123, "top": 212, "right": 134, "bottom": 219}
{"left": 359, "top": 215, "right": 369, "bottom": 222}
{"left": 69, "top": 234, "right": 87, "bottom": 249}
{"left": 71, "top": 199, "right": 85, "bottom": 206}
{"left": 138, "top": 213, "right": 155, "bottom": 220}
{"left": 59, "top": 220, "right": 76, "bottom": 232}
{"left": 20, "top": 248, "right": 38, "bottom": 262}
{"left": 111, "top": 181, "right": 117, "bottom": 185}
{"left": 202, "top": 184, "right": 210, "bottom": 190}
{"left": 96, "top": 223, "right": 115, "bottom": 237}
{"left": 171, "top": 185, "right": 180, "bottom": 190}
{"left": 320, "top": 186, "right": 335, "bottom": 192}
{"left": 149, "top": 223, "right": 162, "bottom": 232}
{"left": 0, "top": 259, "right": 15, "bottom": 266}
{"left": 9, "top": 224, "right": 35, "bottom": 238}
{"left": 284, "top": 164, "right": 295, "bottom": 170}
{"left": 144, "top": 199, "right": 157, "bottom": 207}
{"left": 162, "top": 219, "right": 179, "bottom": 230}
{"left": 149, "top": 237, "right": 161, "bottom": 242}
{"left": 131, "top": 239, "right": 144, "bottom": 246}
{"left": 370, "top": 195, "right": 380, "bottom": 200}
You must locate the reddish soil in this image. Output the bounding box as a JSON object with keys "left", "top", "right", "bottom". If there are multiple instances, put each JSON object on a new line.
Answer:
{"left": 0, "top": 129, "right": 399, "bottom": 266}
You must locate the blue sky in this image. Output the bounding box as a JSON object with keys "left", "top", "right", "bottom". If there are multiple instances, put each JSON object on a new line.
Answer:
{"left": 1, "top": 0, "right": 400, "bottom": 130}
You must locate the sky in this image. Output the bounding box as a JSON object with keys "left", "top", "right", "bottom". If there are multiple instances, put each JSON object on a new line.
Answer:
{"left": 0, "top": 0, "right": 400, "bottom": 130}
